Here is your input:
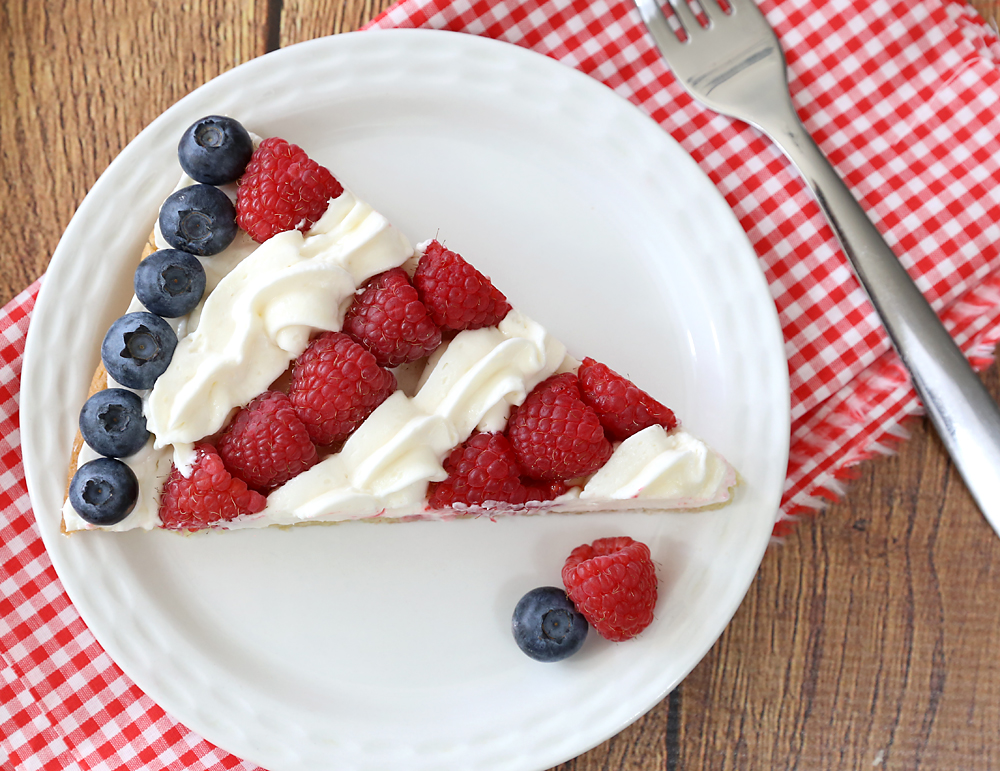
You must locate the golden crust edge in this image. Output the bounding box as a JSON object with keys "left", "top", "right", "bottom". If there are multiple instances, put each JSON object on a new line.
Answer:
{"left": 161, "top": 472, "right": 743, "bottom": 536}
{"left": 61, "top": 232, "right": 158, "bottom": 535}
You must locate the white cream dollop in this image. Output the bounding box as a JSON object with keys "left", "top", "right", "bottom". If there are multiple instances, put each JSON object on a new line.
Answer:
{"left": 144, "top": 191, "right": 412, "bottom": 455}
{"left": 414, "top": 310, "right": 566, "bottom": 435}
{"left": 581, "top": 425, "right": 736, "bottom": 507}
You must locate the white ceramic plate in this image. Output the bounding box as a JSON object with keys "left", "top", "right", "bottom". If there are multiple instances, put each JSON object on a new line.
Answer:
{"left": 23, "top": 29, "right": 789, "bottom": 771}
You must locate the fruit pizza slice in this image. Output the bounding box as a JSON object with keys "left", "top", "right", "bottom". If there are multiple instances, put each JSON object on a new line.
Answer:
{"left": 63, "top": 116, "right": 737, "bottom": 534}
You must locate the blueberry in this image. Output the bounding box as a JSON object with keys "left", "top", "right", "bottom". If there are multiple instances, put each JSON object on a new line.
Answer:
{"left": 512, "top": 586, "right": 589, "bottom": 662}
{"left": 69, "top": 457, "right": 139, "bottom": 526}
{"left": 177, "top": 115, "right": 254, "bottom": 185}
{"left": 79, "top": 388, "right": 149, "bottom": 458}
{"left": 101, "top": 312, "right": 178, "bottom": 390}
{"left": 158, "top": 184, "right": 237, "bottom": 256}
{"left": 134, "top": 249, "right": 207, "bottom": 317}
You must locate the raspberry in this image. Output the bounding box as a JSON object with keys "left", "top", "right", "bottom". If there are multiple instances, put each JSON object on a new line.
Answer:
{"left": 288, "top": 332, "right": 397, "bottom": 446}
{"left": 217, "top": 391, "right": 318, "bottom": 491}
{"left": 413, "top": 240, "right": 511, "bottom": 331}
{"left": 429, "top": 433, "right": 526, "bottom": 508}
{"left": 427, "top": 432, "right": 567, "bottom": 509}
{"left": 343, "top": 268, "right": 442, "bottom": 367}
{"left": 561, "top": 536, "right": 657, "bottom": 642}
{"left": 158, "top": 443, "right": 267, "bottom": 531}
{"left": 506, "top": 373, "right": 613, "bottom": 481}
{"left": 578, "top": 357, "right": 678, "bottom": 440}
{"left": 524, "top": 480, "right": 569, "bottom": 502}
{"left": 236, "top": 137, "right": 344, "bottom": 243}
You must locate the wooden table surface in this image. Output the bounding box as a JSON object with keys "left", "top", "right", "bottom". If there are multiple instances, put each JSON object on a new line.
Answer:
{"left": 4, "top": 1, "right": 1000, "bottom": 769}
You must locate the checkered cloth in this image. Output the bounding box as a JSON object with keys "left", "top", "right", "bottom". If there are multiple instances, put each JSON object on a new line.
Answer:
{"left": 4, "top": 0, "right": 1000, "bottom": 766}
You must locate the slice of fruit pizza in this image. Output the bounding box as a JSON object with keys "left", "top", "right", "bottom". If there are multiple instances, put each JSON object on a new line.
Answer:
{"left": 63, "top": 116, "right": 737, "bottom": 534}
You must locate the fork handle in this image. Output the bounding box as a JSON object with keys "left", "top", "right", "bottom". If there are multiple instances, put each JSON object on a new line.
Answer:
{"left": 765, "top": 115, "right": 1000, "bottom": 532}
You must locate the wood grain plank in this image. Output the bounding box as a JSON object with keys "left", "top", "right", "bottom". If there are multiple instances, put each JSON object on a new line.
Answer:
{"left": 974, "top": 0, "right": 1000, "bottom": 24}
{"left": 279, "top": 0, "right": 397, "bottom": 44}
{"left": 0, "top": 0, "right": 271, "bottom": 309}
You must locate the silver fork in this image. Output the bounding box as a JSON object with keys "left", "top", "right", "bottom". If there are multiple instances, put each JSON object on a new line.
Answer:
{"left": 633, "top": 0, "right": 1000, "bottom": 536}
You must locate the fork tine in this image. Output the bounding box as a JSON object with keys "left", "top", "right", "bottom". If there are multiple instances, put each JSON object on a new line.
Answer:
{"left": 634, "top": 0, "right": 684, "bottom": 52}
{"left": 666, "top": 0, "right": 704, "bottom": 37}
{"left": 698, "top": 0, "right": 727, "bottom": 26}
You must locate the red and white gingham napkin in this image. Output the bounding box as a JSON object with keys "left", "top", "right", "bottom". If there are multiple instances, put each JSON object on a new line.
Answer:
{"left": 5, "top": 0, "right": 1000, "bottom": 766}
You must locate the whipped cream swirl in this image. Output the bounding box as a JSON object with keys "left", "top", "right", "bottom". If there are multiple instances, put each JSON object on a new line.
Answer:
{"left": 144, "top": 191, "right": 412, "bottom": 461}
{"left": 581, "top": 426, "right": 736, "bottom": 507}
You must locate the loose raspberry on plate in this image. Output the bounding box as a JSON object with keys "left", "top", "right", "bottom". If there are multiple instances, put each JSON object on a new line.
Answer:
{"left": 236, "top": 136, "right": 344, "bottom": 243}
{"left": 413, "top": 240, "right": 511, "bottom": 332}
{"left": 288, "top": 332, "right": 397, "bottom": 446}
{"left": 158, "top": 443, "right": 267, "bottom": 531}
{"left": 428, "top": 432, "right": 567, "bottom": 509}
{"left": 343, "top": 268, "right": 442, "bottom": 367}
{"left": 561, "top": 536, "right": 658, "bottom": 642}
{"left": 506, "top": 373, "right": 613, "bottom": 481}
{"left": 578, "top": 357, "right": 678, "bottom": 440}
{"left": 217, "top": 391, "right": 318, "bottom": 491}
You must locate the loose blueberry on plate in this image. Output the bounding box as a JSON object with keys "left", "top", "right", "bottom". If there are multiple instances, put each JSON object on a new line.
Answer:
{"left": 177, "top": 115, "right": 254, "bottom": 185}
{"left": 69, "top": 457, "right": 139, "bottom": 526}
{"left": 79, "top": 388, "right": 149, "bottom": 458}
{"left": 512, "top": 586, "right": 589, "bottom": 662}
{"left": 134, "top": 249, "right": 207, "bottom": 317}
{"left": 101, "top": 312, "right": 177, "bottom": 390}
{"left": 158, "top": 183, "right": 238, "bottom": 256}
